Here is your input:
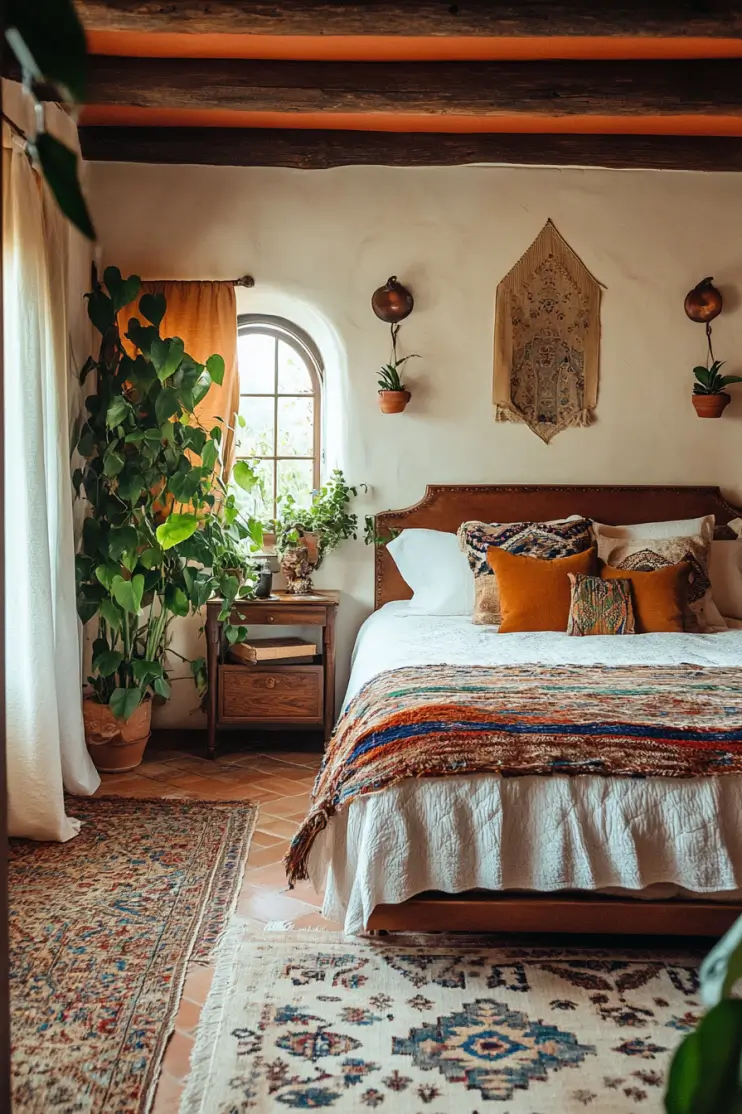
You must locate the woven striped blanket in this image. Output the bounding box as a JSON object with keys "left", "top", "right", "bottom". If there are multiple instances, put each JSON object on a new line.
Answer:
{"left": 285, "top": 663, "right": 742, "bottom": 885}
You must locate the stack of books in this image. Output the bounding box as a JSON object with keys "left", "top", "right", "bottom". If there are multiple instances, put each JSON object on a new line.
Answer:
{"left": 229, "top": 637, "right": 317, "bottom": 666}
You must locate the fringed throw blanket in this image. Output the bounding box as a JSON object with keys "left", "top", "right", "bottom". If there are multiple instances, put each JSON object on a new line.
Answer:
{"left": 286, "top": 663, "right": 742, "bottom": 884}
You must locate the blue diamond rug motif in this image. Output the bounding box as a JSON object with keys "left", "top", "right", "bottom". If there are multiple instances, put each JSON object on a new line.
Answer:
{"left": 392, "top": 997, "right": 595, "bottom": 1101}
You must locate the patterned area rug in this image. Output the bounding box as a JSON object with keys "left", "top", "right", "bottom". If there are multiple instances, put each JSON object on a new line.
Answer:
{"left": 181, "top": 928, "right": 701, "bottom": 1113}
{"left": 10, "top": 797, "right": 257, "bottom": 1114}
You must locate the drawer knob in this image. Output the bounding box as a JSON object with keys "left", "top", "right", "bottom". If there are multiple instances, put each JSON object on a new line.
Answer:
{"left": 265, "top": 676, "right": 277, "bottom": 689}
{"left": 267, "top": 614, "right": 275, "bottom": 623}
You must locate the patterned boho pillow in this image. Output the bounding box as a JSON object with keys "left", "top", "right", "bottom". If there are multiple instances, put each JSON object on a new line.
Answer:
{"left": 594, "top": 520, "right": 722, "bottom": 632}
{"left": 458, "top": 517, "right": 593, "bottom": 625}
{"left": 567, "top": 573, "right": 635, "bottom": 637}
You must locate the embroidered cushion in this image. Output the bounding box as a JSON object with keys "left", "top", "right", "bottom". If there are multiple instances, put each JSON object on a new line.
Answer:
{"left": 594, "top": 520, "right": 720, "bottom": 632}
{"left": 459, "top": 517, "right": 593, "bottom": 625}
{"left": 601, "top": 562, "right": 688, "bottom": 634}
{"left": 567, "top": 573, "right": 635, "bottom": 637}
{"left": 486, "top": 546, "right": 597, "bottom": 633}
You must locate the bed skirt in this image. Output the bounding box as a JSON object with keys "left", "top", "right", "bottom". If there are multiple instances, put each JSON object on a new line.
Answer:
{"left": 308, "top": 773, "right": 742, "bottom": 934}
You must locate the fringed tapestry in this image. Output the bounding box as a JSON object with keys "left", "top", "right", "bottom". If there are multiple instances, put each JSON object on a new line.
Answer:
{"left": 493, "top": 219, "right": 602, "bottom": 444}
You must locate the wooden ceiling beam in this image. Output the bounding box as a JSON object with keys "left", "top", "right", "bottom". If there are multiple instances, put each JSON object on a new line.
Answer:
{"left": 65, "top": 56, "right": 742, "bottom": 116}
{"left": 75, "top": 2, "right": 742, "bottom": 38}
{"left": 79, "top": 127, "right": 742, "bottom": 171}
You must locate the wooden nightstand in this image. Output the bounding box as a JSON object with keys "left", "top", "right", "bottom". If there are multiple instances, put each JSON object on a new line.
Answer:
{"left": 205, "top": 591, "right": 339, "bottom": 758}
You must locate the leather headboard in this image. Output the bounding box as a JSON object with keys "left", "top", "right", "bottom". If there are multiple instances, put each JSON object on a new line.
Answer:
{"left": 373, "top": 484, "right": 741, "bottom": 609}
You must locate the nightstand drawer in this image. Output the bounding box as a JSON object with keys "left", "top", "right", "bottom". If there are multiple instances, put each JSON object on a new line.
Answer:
{"left": 231, "top": 604, "right": 327, "bottom": 626}
{"left": 219, "top": 665, "right": 324, "bottom": 722}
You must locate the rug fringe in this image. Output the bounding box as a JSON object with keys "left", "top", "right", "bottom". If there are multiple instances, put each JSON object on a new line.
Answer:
{"left": 178, "top": 921, "right": 250, "bottom": 1114}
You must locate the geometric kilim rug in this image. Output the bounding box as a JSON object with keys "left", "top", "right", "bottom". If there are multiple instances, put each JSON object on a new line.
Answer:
{"left": 180, "top": 927, "right": 702, "bottom": 1113}
{"left": 10, "top": 797, "right": 257, "bottom": 1114}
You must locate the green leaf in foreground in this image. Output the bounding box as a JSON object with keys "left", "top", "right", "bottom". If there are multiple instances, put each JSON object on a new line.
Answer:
{"left": 6, "top": 0, "right": 88, "bottom": 102}
{"left": 31, "top": 133, "right": 95, "bottom": 241}
{"left": 232, "top": 459, "right": 259, "bottom": 493}
{"left": 156, "top": 513, "right": 200, "bottom": 551}
{"left": 206, "top": 353, "right": 225, "bottom": 386}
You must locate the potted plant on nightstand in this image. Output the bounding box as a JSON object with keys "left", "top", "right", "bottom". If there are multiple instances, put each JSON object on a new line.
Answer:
{"left": 270, "top": 469, "right": 362, "bottom": 594}
{"left": 692, "top": 360, "right": 742, "bottom": 418}
{"left": 74, "top": 268, "right": 263, "bottom": 771}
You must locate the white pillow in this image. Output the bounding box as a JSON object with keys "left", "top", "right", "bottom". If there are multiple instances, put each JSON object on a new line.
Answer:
{"left": 710, "top": 540, "right": 742, "bottom": 620}
{"left": 387, "top": 529, "right": 474, "bottom": 615}
{"left": 592, "top": 515, "right": 714, "bottom": 540}
{"left": 592, "top": 514, "right": 726, "bottom": 631}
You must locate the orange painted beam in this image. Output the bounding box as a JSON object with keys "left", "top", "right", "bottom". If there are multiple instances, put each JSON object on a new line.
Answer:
{"left": 86, "top": 31, "right": 742, "bottom": 62}
{"left": 79, "top": 105, "right": 742, "bottom": 136}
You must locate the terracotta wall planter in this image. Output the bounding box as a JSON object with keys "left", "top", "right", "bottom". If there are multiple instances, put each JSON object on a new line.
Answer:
{"left": 692, "top": 392, "right": 731, "bottom": 418}
{"left": 379, "top": 389, "right": 411, "bottom": 414}
{"left": 83, "top": 697, "right": 152, "bottom": 773}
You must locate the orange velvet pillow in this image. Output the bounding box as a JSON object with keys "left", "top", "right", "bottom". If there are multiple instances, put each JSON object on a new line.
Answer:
{"left": 601, "top": 562, "right": 688, "bottom": 633}
{"left": 486, "top": 546, "right": 598, "bottom": 633}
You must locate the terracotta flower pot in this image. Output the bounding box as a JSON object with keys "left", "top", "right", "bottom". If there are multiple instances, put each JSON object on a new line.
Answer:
{"left": 378, "top": 389, "right": 411, "bottom": 414}
{"left": 83, "top": 696, "right": 152, "bottom": 773}
{"left": 692, "top": 392, "right": 731, "bottom": 418}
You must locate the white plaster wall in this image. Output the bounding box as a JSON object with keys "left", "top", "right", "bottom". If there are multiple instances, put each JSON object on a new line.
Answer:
{"left": 86, "top": 161, "right": 742, "bottom": 727}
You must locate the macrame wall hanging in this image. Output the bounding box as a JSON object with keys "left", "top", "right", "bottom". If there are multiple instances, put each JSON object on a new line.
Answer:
{"left": 493, "top": 219, "right": 603, "bottom": 444}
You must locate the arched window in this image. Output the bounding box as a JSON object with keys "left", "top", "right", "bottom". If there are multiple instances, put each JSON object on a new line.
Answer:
{"left": 234, "top": 314, "right": 322, "bottom": 522}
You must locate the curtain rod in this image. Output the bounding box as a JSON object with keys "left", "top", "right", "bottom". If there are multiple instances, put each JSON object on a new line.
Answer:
{"left": 91, "top": 263, "right": 254, "bottom": 288}
{"left": 144, "top": 275, "right": 255, "bottom": 288}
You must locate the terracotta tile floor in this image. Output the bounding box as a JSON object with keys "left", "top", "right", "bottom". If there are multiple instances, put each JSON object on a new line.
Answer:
{"left": 93, "top": 736, "right": 336, "bottom": 1114}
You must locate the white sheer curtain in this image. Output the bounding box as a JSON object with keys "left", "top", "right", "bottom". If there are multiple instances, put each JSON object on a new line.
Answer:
{"left": 3, "top": 85, "right": 99, "bottom": 841}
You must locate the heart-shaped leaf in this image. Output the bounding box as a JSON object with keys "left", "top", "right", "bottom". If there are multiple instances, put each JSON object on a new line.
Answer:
{"left": 232, "top": 460, "right": 259, "bottom": 493}
{"left": 201, "top": 439, "right": 218, "bottom": 472}
{"left": 95, "top": 563, "right": 119, "bottom": 590}
{"left": 107, "top": 525, "right": 139, "bottom": 561}
{"left": 164, "top": 583, "right": 190, "bottom": 617}
{"left": 32, "top": 132, "right": 95, "bottom": 241}
{"left": 155, "top": 513, "right": 199, "bottom": 551}
{"left": 151, "top": 337, "right": 185, "bottom": 383}
{"left": 206, "top": 353, "right": 225, "bottom": 386}
{"left": 103, "top": 266, "right": 141, "bottom": 311}
{"left": 138, "top": 292, "right": 167, "bottom": 328}
{"left": 109, "top": 686, "right": 144, "bottom": 722}
{"left": 139, "top": 547, "right": 162, "bottom": 570}
{"left": 106, "top": 396, "right": 131, "bottom": 429}
{"left": 155, "top": 387, "right": 181, "bottom": 425}
{"left": 93, "top": 649, "right": 124, "bottom": 678}
{"left": 117, "top": 472, "right": 144, "bottom": 504}
{"left": 131, "top": 659, "right": 163, "bottom": 685}
{"left": 153, "top": 677, "right": 171, "bottom": 700}
{"left": 99, "top": 599, "right": 122, "bottom": 631}
{"left": 103, "top": 450, "right": 125, "bottom": 478}
{"left": 111, "top": 573, "right": 144, "bottom": 614}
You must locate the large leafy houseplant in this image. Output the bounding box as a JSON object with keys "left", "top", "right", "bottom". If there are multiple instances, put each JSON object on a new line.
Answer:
{"left": 75, "top": 268, "right": 261, "bottom": 748}
{"left": 665, "top": 915, "right": 742, "bottom": 1114}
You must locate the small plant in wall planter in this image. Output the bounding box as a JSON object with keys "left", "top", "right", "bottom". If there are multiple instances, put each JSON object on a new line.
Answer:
{"left": 692, "top": 360, "right": 742, "bottom": 418}
{"left": 378, "top": 355, "right": 418, "bottom": 414}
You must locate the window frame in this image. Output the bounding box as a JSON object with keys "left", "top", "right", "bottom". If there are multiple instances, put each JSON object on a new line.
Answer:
{"left": 235, "top": 313, "right": 323, "bottom": 521}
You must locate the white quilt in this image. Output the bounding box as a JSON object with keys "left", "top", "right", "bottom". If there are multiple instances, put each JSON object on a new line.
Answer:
{"left": 307, "top": 604, "right": 742, "bottom": 933}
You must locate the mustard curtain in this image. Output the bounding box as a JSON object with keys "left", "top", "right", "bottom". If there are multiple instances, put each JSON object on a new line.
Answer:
{"left": 122, "top": 280, "right": 240, "bottom": 477}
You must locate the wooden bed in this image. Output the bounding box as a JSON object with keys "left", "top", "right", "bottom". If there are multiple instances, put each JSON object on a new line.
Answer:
{"left": 366, "top": 483, "right": 742, "bottom": 937}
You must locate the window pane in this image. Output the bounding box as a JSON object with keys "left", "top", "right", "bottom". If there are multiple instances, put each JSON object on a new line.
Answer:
{"left": 232, "top": 457, "right": 274, "bottom": 522}
{"left": 277, "top": 396, "right": 314, "bottom": 457}
{"left": 277, "top": 459, "right": 314, "bottom": 510}
{"left": 278, "top": 340, "right": 313, "bottom": 393}
{"left": 238, "top": 332, "right": 275, "bottom": 394}
{"left": 235, "top": 396, "right": 274, "bottom": 458}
